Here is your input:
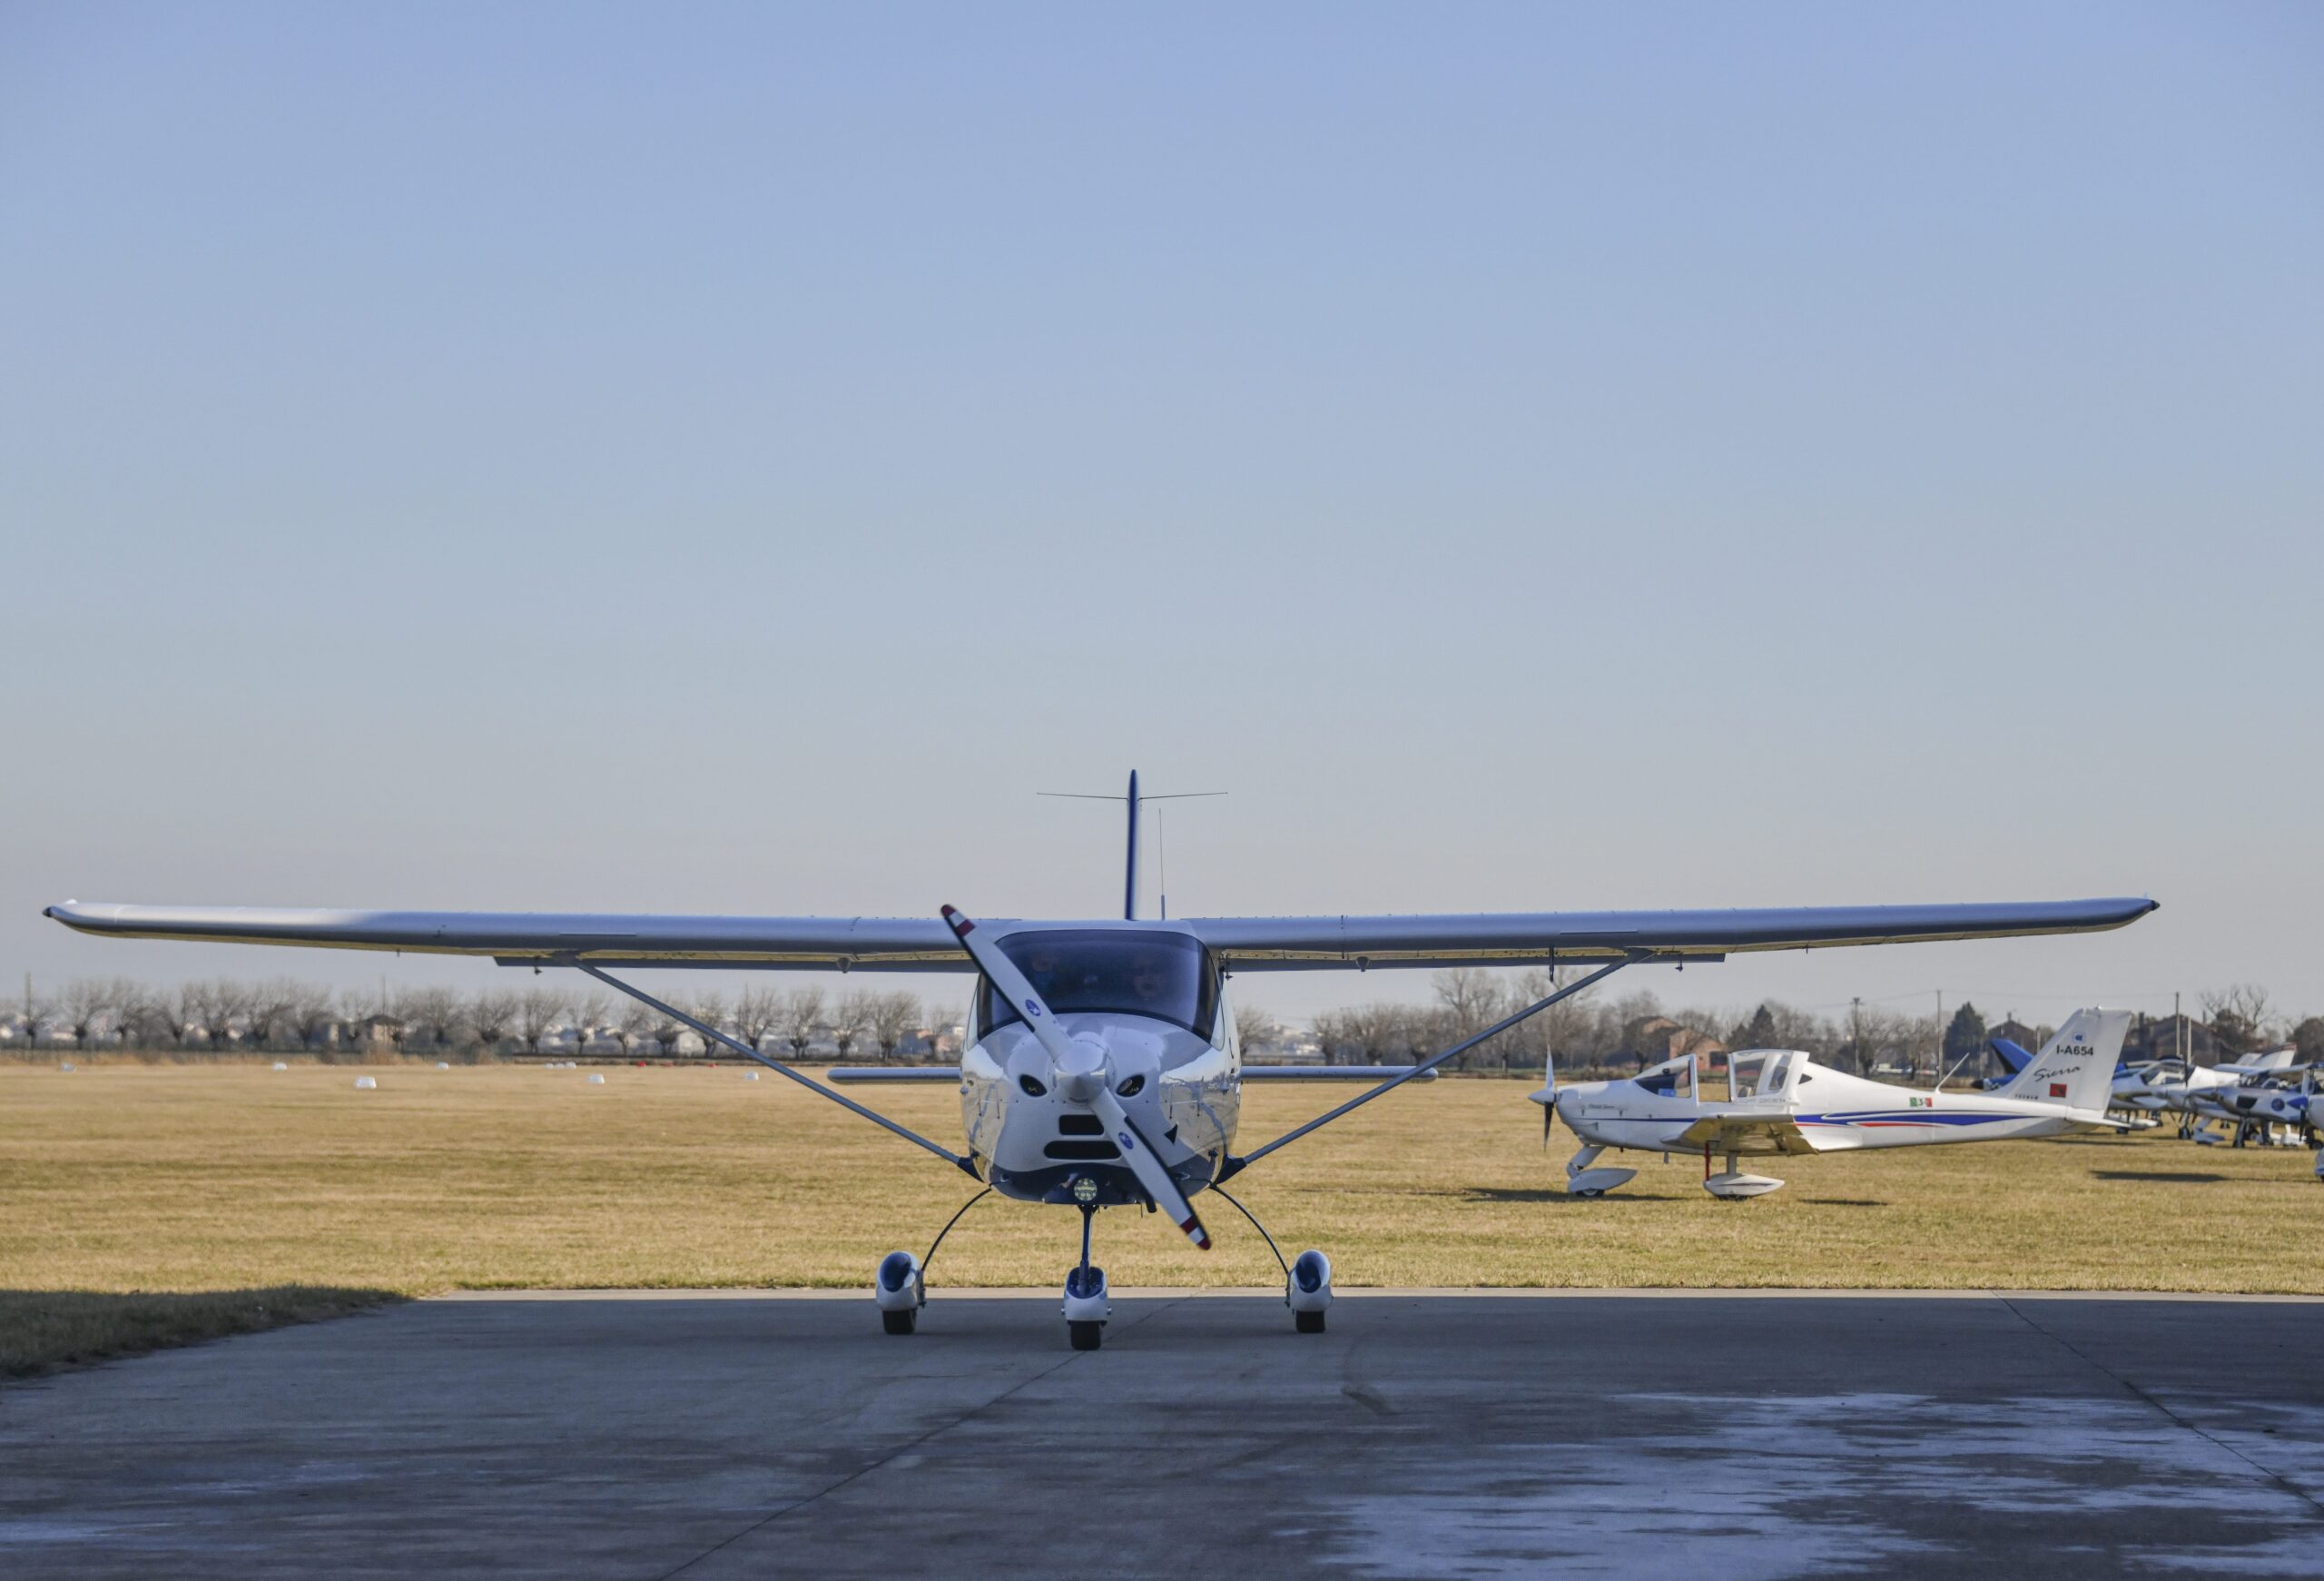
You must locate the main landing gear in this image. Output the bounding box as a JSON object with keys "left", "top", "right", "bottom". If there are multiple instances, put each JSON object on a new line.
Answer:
{"left": 874, "top": 1249, "right": 921, "bottom": 1334}
{"left": 872, "top": 1187, "right": 990, "bottom": 1338}
{"left": 1702, "top": 1147, "right": 1785, "bottom": 1200}
{"left": 1210, "top": 1184, "right": 1333, "bottom": 1335}
{"left": 878, "top": 1178, "right": 1338, "bottom": 1349}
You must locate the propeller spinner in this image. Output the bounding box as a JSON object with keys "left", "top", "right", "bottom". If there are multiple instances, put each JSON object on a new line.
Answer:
{"left": 941, "top": 904, "right": 1212, "bottom": 1250}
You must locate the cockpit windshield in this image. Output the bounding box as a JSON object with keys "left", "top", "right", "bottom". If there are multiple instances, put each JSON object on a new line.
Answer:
{"left": 977, "top": 930, "right": 1219, "bottom": 1041}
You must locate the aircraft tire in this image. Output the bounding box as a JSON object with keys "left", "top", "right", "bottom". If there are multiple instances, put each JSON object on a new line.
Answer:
{"left": 1295, "top": 1309, "right": 1325, "bottom": 1334}
{"left": 881, "top": 1309, "right": 916, "bottom": 1336}
{"left": 1068, "top": 1320, "right": 1104, "bottom": 1351}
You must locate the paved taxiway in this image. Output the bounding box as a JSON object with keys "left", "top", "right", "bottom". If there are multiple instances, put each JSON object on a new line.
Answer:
{"left": 4, "top": 1290, "right": 2319, "bottom": 1578}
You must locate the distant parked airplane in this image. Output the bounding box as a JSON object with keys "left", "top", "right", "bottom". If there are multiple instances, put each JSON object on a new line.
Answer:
{"left": 1533, "top": 1009, "right": 2134, "bottom": 1199}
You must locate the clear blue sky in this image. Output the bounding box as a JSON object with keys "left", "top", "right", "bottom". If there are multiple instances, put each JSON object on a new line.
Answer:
{"left": 5, "top": 3, "right": 2319, "bottom": 1028}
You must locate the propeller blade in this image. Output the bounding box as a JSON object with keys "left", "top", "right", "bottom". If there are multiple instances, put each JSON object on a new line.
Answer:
{"left": 1091, "top": 1085, "right": 1211, "bottom": 1250}
{"left": 942, "top": 904, "right": 1209, "bottom": 1250}
{"left": 941, "top": 904, "right": 1078, "bottom": 1067}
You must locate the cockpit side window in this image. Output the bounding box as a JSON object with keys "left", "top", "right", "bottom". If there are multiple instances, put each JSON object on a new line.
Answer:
{"left": 976, "top": 931, "right": 1219, "bottom": 1041}
{"left": 1729, "top": 1052, "right": 1768, "bottom": 1100}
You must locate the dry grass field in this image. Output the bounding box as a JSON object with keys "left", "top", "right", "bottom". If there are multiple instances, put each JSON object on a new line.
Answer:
{"left": 5, "top": 1060, "right": 2319, "bottom": 1372}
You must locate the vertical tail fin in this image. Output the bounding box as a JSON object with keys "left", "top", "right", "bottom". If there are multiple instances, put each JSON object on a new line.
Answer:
{"left": 1123, "top": 769, "right": 1139, "bottom": 920}
{"left": 1998, "top": 1009, "right": 2132, "bottom": 1110}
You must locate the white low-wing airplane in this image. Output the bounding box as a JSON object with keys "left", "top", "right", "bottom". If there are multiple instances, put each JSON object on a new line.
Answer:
{"left": 44, "top": 774, "right": 2159, "bottom": 1348}
{"left": 1532, "top": 1008, "right": 2135, "bottom": 1200}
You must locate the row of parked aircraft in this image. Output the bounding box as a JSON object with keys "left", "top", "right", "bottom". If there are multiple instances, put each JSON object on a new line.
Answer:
{"left": 43, "top": 771, "right": 2222, "bottom": 1349}
{"left": 2097, "top": 1047, "right": 2313, "bottom": 1147}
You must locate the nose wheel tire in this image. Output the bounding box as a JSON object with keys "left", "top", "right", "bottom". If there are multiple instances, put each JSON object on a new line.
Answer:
{"left": 881, "top": 1309, "right": 917, "bottom": 1336}
{"left": 1295, "top": 1309, "right": 1326, "bottom": 1334}
{"left": 1068, "top": 1319, "right": 1104, "bottom": 1351}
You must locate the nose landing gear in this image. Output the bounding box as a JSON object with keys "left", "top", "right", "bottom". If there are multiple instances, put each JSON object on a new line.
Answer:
{"left": 1062, "top": 1198, "right": 1109, "bottom": 1349}
{"left": 1565, "top": 1143, "right": 1639, "bottom": 1198}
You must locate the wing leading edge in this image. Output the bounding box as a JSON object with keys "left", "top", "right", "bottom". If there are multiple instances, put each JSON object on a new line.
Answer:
{"left": 44, "top": 896, "right": 2156, "bottom": 971}
{"left": 42, "top": 904, "right": 971, "bottom": 970}
{"left": 1190, "top": 897, "right": 2157, "bottom": 969}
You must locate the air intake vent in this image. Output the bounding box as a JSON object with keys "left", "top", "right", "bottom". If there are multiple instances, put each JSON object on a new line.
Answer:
{"left": 1043, "top": 1140, "right": 1121, "bottom": 1161}
{"left": 1057, "top": 1113, "right": 1104, "bottom": 1136}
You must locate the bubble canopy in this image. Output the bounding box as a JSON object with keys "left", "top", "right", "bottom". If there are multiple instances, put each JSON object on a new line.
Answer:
{"left": 976, "top": 929, "right": 1221, "bottom": 1042}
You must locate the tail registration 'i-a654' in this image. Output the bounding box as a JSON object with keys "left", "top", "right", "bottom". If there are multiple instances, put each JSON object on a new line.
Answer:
{"left": 43, "top": 770, "right": 2157, "bottom": 1349}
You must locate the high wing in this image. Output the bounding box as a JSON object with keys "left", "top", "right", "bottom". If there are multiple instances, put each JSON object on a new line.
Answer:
{"left": 1190, "top": 897, "right": 2156, "bottom": 968}
{"left": 42, "top": 904, "right": 970, "bottom": 970}
{"left": 1674, "top": 1113, "right": 1822, "bottom": 1156}
{"left": 43, "top": 895, "right": 2155, "bottom": 971}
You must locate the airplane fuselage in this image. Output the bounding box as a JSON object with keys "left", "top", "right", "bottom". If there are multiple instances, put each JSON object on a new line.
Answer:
{"left": 1556, "top": 1062, "right": 2103, "bottom": 1157}
{"left": 953, "top": 923, "right": 1243, "bottom": 1205}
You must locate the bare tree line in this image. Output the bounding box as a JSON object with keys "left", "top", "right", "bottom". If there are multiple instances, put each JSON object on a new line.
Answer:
{"left": 12, "top": 971, "right": 2318, "bottom": 1072}
{"left": 1299, "top": 970, "right": 2323, "bottom": 1077}
{"left": 4, "top": 975, "right": 964, "bottom": 1062}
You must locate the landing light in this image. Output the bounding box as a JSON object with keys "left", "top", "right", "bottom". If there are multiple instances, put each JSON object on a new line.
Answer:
{"left": 1070, "top": 1175, "right": 1100, "bottom": 1206}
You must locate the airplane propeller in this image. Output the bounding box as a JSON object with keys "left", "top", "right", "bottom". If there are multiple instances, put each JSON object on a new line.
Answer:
{"left": 941, "top": 904, "right": 1211, "bottom": 1250}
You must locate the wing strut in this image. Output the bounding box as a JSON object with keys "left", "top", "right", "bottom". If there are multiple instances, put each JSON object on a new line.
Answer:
{"left": 1217, "top": 955, "right": 1637, "bottom": 1181}
{"left": 573, "top": 961, "right": 977, "bottom": 1175}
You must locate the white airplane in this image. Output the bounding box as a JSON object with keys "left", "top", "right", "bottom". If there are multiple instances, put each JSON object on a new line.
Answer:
{"left": 1532, "top": 1008, "right": 2134, "bottom": 1199}
{"left": 44, "top": 774, "right": 2159, "bottom": 1348}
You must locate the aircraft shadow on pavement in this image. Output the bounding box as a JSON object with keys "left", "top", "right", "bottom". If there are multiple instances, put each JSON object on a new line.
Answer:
{"left": 2092, "top": 1171, "right": 2229, "bottom": 1183}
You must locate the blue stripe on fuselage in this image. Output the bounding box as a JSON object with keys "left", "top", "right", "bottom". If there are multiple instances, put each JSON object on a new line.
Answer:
{"left": 1793, "top": 1111, "right": 2012, "bottom": 1128}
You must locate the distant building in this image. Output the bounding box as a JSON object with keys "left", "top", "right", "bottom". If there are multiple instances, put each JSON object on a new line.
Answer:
{"left": 353, "top": 1013, "right": 405, "bottom": 1052}
{"left": 1625, "top": 1015, "right": 1730, "bottom": 1072}
{"left": 2124, "top": 1013, "right": 2221, "bottom": 1066}
{"left": 1989, "top": 1017, "right": 2042, "bottom": 1051}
